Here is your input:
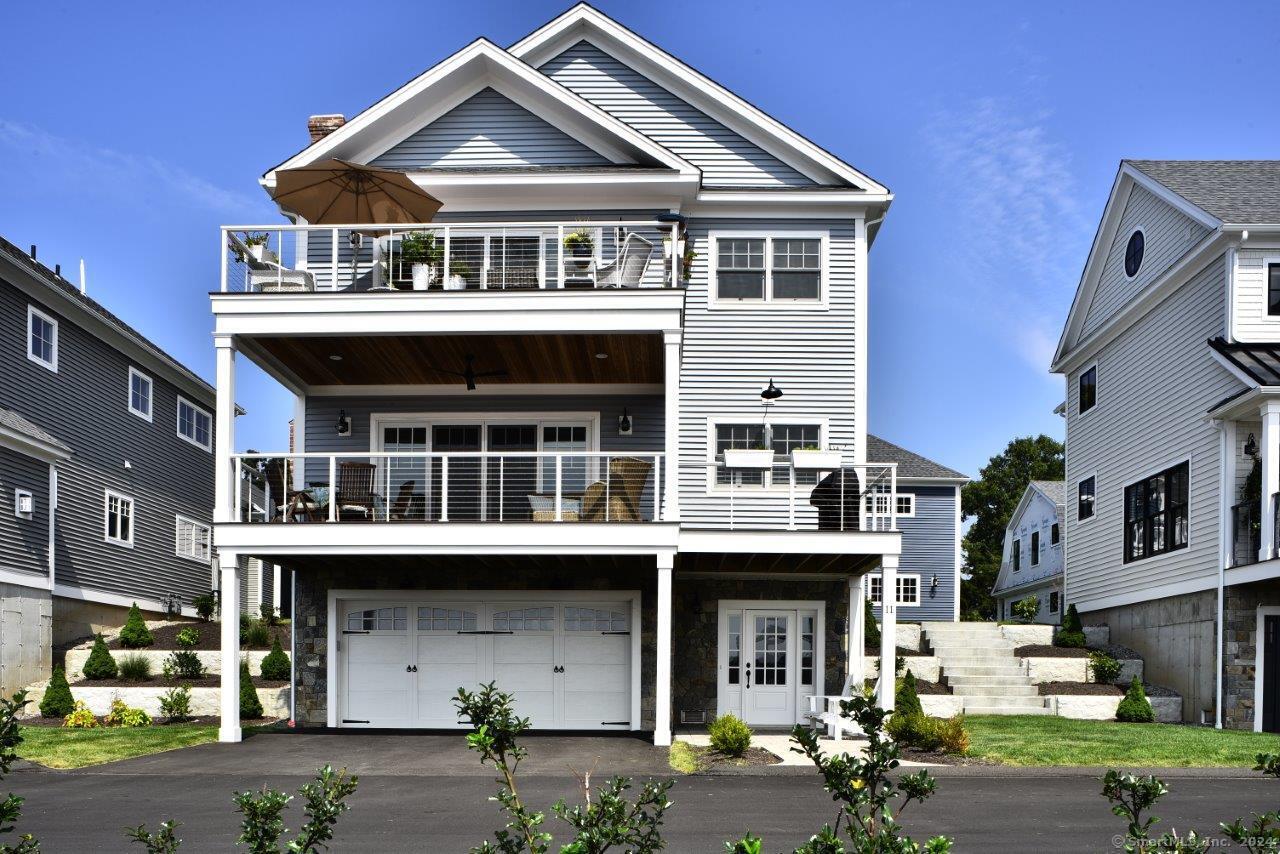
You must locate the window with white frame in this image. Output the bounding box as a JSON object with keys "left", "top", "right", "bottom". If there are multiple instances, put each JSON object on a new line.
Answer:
{"left": 175, "top": 515, "right": 210, "bottom": 563}
{"left": 713, "top": 421, "right": 824, "bottom": 487}
{"left": 176, "top": 397, "right": 211, "bottom": 451}
{"left": 1078, "top": 476, "right": 1096, "bottom": 521}
{"left": 866, "top": 573, "right": 920, "bottom": 606}
{"left": 105, "top": 491, "right": 133, "bottom": 546}
{"left": 895, "top": 494, "right": 915, "bottom": 517}
{"left": 713, "top": 234, "right": 823, "bottom": 303}
{"left": 26, "top": 305, "right": 57, "bottom": 371}
{"left": 128, "top": 367, "right": 153, "bottom": 421}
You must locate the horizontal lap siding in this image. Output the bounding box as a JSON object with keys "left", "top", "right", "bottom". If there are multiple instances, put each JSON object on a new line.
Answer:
{"left": 679, "top": 219, "right": 856, "bottom": 528}
{"left": 0, "top": 281, "right": 215, "bottom": 606}
{"left": 993, "top": 492, "right": 1063, "bottom": 595}
{"left": 369, "top": 88, "right": 610, "bottom": 169}
{"left": 1065, "top": 258, "right": 1239, "bottom": 610}
{"left": 1232, "top": 247, "right": 1280, "bottom": 342}
{"left": 871, "top": 486, "right": 957, "bottom": 621}
{"left": 0, "top": 447, "right": 49, "bottom": 580}
{"left": 539, "top": 42, "right": 816, "bottom": 187}
{"left": 1081, "top": 185, "right": 1211, "bottom": 338}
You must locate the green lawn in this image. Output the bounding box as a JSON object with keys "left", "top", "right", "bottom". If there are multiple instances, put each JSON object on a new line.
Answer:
{"left": 966, "top": 715, "right": 1280, "bottom": 767}
{"left": 17, "top": 724, "right": 219, "bottom": 769}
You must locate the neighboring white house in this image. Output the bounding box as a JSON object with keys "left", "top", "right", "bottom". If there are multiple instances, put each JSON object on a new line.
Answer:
{"left": 1052, "top": 159, "right": 1280, "bottom": 730}
{"left": 991, "top": 481, "right": 1063, "bottom": 623}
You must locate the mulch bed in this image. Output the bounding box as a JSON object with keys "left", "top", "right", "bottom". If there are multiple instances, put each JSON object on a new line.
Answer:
{"left": 1037, "top": 681, "right": 1179, "bottom": 697}
{"left": 23, "top": 714, "right": 282, "bottom": 728}
{"left": 862, "top": 678, "right": 950, "bottom": 695}
{"left": 684, "top": 744, "right": 780, "bottom": 771}
{"left": 898, "top": 747, "right": 1001, "bottom": 766}
{"left": 865, "top": 646, "right": 921, "bottom": 657}
{"left": 1014, "top": 644, "right": 1089, "bottom": 658}
{"left": 71, "top": 676, "right": 287, "bottom": 689}
{"left": 106, "top": 622, "right": 289, "bottom": 652}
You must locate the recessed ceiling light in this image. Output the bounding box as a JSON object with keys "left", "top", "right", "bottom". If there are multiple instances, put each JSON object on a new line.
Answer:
{"left": 595, "top": 352, "right": 608, "bottom": 359}
{"left": 329, "top": 354, "right": 343, "bottom": 362}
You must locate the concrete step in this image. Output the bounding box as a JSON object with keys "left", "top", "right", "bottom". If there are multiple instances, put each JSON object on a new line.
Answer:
{"left": 941, "top": 665, "right": 1026, "bottom": 677}
{"left": 945, "top": 675, "right": 1036, "bottom": 687}
{"left": 958, "top": 695, "right": 1048, "bottom": 709}
{"left": 963, "top": 704, "right": 1053, "bottom": 716}
{"left": 950, "top": 684, "right": 1039, "bottom": 698}
{"left": 934, "top": 649, "right": 1017, "bottom": 659}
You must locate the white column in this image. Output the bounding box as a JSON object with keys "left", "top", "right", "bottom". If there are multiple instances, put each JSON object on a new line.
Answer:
{"left": 1261, "top": 402, "right": 1280, "bottom": 562}
{"left": 877, "top": 555, "right": 898, "bottom": 711}
{"left": 213, "top": 336, "right": 237, "bottom": 524}
{"left": 662, "top": 330, "right": 681, "bottom": 521}
{"left": 219, "top": 552, "right": 242, "bottom": 743}
{"left": 654, "top": 551, "right": 674, "bottom": 746}
{"left": 848, "top": 575, "right": 865, "bottom": 692}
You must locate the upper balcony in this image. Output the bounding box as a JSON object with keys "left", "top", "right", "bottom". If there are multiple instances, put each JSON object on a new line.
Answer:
{"left": 211, "top": 220, "right": 687, "bottom": 342}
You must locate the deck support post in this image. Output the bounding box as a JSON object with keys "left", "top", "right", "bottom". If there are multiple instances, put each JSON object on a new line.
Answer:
{"left": 848, "top": 574, "right": 865, "bottom": 692}
{"left": 654, "top": 551, "right": 674, "bottom": 746}
{"left": 1261, "top": 401, "right": 1280, "bottom": 562}
{"left": 662, "top": 330, "right": 681, "bottom": 521}
{"left": 219, "top": 551, "right": 242, "bottom": 743}
{"left": 877, "top": 554, "right": 898, "bottom": 712}
{"left": 213, "top": 336, "right": 237, "bottom": 524}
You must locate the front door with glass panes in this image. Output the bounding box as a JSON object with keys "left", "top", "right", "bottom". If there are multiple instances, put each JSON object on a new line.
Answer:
{"left": 719, "top": 604, "right": 820, "bottom": 727}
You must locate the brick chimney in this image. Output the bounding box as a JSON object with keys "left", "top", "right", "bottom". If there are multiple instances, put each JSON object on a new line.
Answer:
{"left": 307, "top": 114, "right": 346, "bottom": 144}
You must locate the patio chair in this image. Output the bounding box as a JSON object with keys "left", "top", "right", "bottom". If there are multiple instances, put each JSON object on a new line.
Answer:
{"left": 260, "top": 457, "right": 315, "bottom": 522}
{"left": 228, "top": 232, "right": 316, "bottom": 293}
{"left": 336, "top": 461, "right": 380, "bottom": 521}
{"left": 390, "top": 480, "right": 419, "bottom": 521}
{"left": 582, "top": 457, "right": 653, "bottom": 522}
{"left": 809, "top": 468, "right": 862, "bottom": 531}
{"left": 592, "top": 232, "right": 653, "bottom": 289}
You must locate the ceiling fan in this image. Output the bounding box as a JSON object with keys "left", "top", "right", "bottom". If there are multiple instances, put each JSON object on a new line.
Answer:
{"left": 429, "top": 354, "right": 509, "bottom": 390}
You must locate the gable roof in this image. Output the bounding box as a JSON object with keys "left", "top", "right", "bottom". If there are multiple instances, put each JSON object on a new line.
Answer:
{"left": 0, "top": 405, "right": 71, "bottom": 461}
{"left": 1028, "top": 480, "right": 1065, "bottom": 507}
{"left": 508, "top": 3, "right": 890, "bottom": 196}
{"left": 866, "top": 434, "right": 967, "bottom": 481}
{"left": 1127, "top": 160, "right": 1280, "bottom": 225}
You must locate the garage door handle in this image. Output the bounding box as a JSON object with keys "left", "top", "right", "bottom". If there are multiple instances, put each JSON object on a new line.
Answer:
{"left": 405, "top": 664, "right": 418, "bottom": 673}
{"left": 553, "top": 665, "right": 564, "bottom": 673}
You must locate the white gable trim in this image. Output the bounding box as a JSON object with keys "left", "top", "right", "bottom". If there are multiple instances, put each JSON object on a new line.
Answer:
{"left": 266, "top": 39, "right": 697, "bottom": 183}
{"left": 509, "top": 5, "right": 890, "bottom": 195}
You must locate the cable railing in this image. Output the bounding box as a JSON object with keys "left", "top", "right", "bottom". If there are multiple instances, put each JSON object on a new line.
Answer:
{"left": 219, "top": 220, "right": 683, "bottom": 294}
{"left": 702, "top": 460, "right": 898, "bottom": 532}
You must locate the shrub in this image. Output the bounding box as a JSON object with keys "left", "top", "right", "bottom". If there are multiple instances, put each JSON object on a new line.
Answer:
{"left": 933, "top": 715, "right": 970, "bottom": 755}
{"left": 1054, "top": 629, "right": 1087, "bottom": 649}
{"left": 886, "top": 712, "right": 937, "bottom": 750}
{"left": 192, "top": 592, "right": 217, "bottom": 622}
{"left": 864, "top": 598, "right": 880, "bottom": 647}
{"left": 1061, "top": 603, "right": 1083, "bottom": 634}
{"left": 63, "top": 701, "right": 99, "bottom": 729}
{"left": 245, "top": 621, "right": 271, "bottom": 648}
{"left": 259, "top": 602, "right": 277, "bottom": 627}
{"left": 708, "top": 714, "right": 752, "bottom": 757}
{"left": 163, "top": 650, "right": 205, "bottom": 680}
{"left": 0, "top": 691, "right": 38, "bottom": 849}
{"left": 1011, "top": 595, "right": 1040, "bottom": 623}
{"left": 158, "top": 686, "right": 192, "bottom": 723}
{"left": 875, "top": 654, "right": 906, "bottom": 677}
{"left": 260, "top": 636, "right": 290, "bottom": 681}
{"left": 239, "top": 660, "right": 262, "bottom": 719}
{"left": 104, "top": 697, "right": 151, "bottom": 728}
{"left": 1089, "top": 651, "right": 1123, "bottom": 684}
{"left": 1115, "top": 676, "right": 1155, "bottom": 723}
{"left": 174, "top": 627, "right": 200, "bottom": 649}
{"left": 119, "top": 603, "right": 155, "bottom": 649}
{"left": 118, "top": 653, "right": 153, "bottom": 682}
{"left": 896, "top": 670, "right": 923, "bottom": 718}
{"left": 39, "top": 667, "right": 74, "bottom": 719}
{"left": 82, "top": 634, "right": 118, "bottom": 680}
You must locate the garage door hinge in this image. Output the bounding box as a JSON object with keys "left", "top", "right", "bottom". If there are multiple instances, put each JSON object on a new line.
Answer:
{"left": 601, "top": 721, "right": 629, "bottom": 726}
{"left": 342, "top": 719, "right": 370, "bottom": 724}
{"left": 601, "top": 631, "right": 630, "bottom": 635}
{"left": 342, "top": 630, "right": 370, "bottom": 635}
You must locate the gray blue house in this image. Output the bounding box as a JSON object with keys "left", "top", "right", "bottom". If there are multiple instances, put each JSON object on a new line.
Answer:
{"left": 0, "top": 236, "right": 218, "bottom": 695}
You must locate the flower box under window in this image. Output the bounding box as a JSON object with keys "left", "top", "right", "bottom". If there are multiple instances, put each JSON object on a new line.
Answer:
{"left": 789, "top": 449, "right": 842, "bottom": 470}
{"left": 723, "top": 449, "right": 775, "bottom": 469}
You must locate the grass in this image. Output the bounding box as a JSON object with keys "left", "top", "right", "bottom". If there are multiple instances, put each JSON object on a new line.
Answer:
{"left": 668, "top": 740, "right": 700, "bottom": 774}
{"left": 966, "top": 715, "right": 1280, "bottom": 767}
{"left": 17, "top": 724, "right": 219, "bottom": 769}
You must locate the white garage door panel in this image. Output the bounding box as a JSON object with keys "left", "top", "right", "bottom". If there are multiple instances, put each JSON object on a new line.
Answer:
{"left": 493, "top": 635, "right": 555, "bottom": 725}
{"left": 345, "top": 635, "right": 411, "bottom": 726}
{"left": 562, "top": 634, "right": 629, "bottom": 727}
{"left": 417, "top": 635, "right": 484, "bottom": 726}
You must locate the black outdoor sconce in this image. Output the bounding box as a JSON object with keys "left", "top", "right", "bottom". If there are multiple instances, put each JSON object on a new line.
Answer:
{"left": 617, "top": 407, "right": 633, "bottom": 436}
{"left": 1246, "top": 432, "right": 1259, "bottom": 460}
{"left": 336, "top": 409, "right": 352, "bottom": 436}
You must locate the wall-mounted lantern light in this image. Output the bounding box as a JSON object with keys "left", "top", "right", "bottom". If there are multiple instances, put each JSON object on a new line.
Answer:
{"left": 1246, "top": 432, "right": 1259, "bottom": 459}
{"left": 336, "top": 410, "right": 352, "bottom": 437}
{"left": 617, "top": 408, "right": 633, "bottom": 436}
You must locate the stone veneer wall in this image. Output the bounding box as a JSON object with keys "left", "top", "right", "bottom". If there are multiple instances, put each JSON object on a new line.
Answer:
{"left": 292, "top": 558, "right": 657, "bottom": 729}
{"left": 1222, "top": 578, "right": 1280, "bottom": 730}
{"left": 671, "top": 576, "right": 847, "bottom": 726}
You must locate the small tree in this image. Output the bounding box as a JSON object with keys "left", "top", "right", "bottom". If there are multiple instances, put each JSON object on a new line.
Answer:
{"left": 1011, "top": 595, "right": 1040, "bottom": 623}
{"left": 239, "top": 660, "right": 262, "bottom": 719}
{"left": 119, "top": 603, "right": 155, "bottom": 649}
{"left": 260, "top": 636, "right": 290, "bottom": 681}
{"left": 39, "top": 667, "right": 75, "bottom": 718}
{"left": 896, "top": 670, "right": 923, "bottom": 718}
{"left": 863, "top": 598, "right": 880, "bottom": 648}
{"left": 83, "top": 633, "right": 119, "bottom": 680}
{"left": 191, "top": 593, "right": 217, "bottom": 623}
{"left": 1115, "top": 677, "right": 1155, "bottom": 723}
{"left": 1055, "top": 603, "right": 1086, "bottom": 648}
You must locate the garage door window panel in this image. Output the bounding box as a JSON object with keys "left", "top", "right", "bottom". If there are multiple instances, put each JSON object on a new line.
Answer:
{"left": 348, "top": 607, "right": 407, "bottom": 631}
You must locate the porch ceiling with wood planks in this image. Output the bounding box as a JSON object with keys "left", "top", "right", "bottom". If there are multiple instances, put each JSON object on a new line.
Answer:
{"left": 251, "top": 332, "right": 663, "bottom": 385}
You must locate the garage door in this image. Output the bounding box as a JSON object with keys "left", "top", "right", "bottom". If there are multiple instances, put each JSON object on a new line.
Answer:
{"left": 339, "top": 597, "right": 633, "bottom": 730}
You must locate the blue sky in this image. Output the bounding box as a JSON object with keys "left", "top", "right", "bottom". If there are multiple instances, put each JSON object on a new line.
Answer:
{"left": 3, "top": 1, "right": 1278, "bottom": 477}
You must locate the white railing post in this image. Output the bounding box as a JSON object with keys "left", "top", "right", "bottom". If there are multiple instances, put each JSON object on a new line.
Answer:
{"left": 788, "top": 466, "right": 796, "bottom": 531}
{"left": 557, "top": 225, "right": 565, "bottom": 289}
{"left": 440, "top": 457, "right": 449, "bottom": 523}
{"left": 330, "top": 228, "right": 339, "bottom": 291}
{"left": 328, "top": 457, "right": 337, "bottom": 523}
{"left": 443, "top": 227, "right": 451, "bottom": 288}
{"left": 263, "top": 466, "right": 272, "bottom": 524}
{"left": 385, "top": 456, "right": 392, "bottom": 522}
{"left": 653, "top": 455, "right": 661, "bottom": 521}
{"left": 499, "top": 457, "right": 505, "bottom": 523}
{"left": 275, "top": 229, "right": 282, "bottom": 290}
{"left": 554, "top": 456, "right": 563, "bottom": 522}
{"left": 220, "top": 228, "right": 229, "bottom": 293}
{"left": 890, "top": 465, "right": 898, "bottom": 532}
{"left": 234, "top": 457, "right": 243, "bottom": 522}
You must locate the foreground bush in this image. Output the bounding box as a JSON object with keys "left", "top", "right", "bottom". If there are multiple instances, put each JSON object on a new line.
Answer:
{"left": 454, "top": 682, "right": 673, "bottom": 852}
{"left": 0, "top": 691, "right": 38, "bottom": 851}
{"left": 1055, "top": 604, "right": 1086, "bottom": 648}
{"left": 864, "top": 598, "right": 880, "bottom": 647}
{"left": 83, "top": 634, "right": 118, "bottom": 680}
{"left": 708, "top": 714, "right": 751, "bottom": 757}
{"left": 1115, "top": 677, "right": 1154, "bottom": 723}
{"left": 191, "top": 593, "right": 217, "bottom": 623}
{"left": 896, "top": 670, "right": 923, "bottom": 717}
{"left": 1089, "top": 650, "right": 1122, "bottom": 684}
{"left": 39, "top": 667, "right": 74, "bottom": 719}
{"left": 239, "top": 660, "right": 262, "bottom": 719}
{"left": 174, "top": 627, "right": 200, "bottom": 649}
{"left": 163, "top": 650, "right": 205, "bottom": 680}
{"left": 120, "top": 603, "right": 155, "bottom": 648}
{"left": 158, "top": 686, "right": 192, "bottom": 723}
{"left": 260, "top": 636, "right": 290, "bottom": 681}
{"left": 63, "top": 701, "right": 99, "bottom": 729}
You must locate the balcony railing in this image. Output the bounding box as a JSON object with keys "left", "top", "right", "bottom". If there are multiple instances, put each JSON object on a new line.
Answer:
{"left": 234, "top": 452, "right": 665, "bottom": 524}
{"left": 220, "top": 220, "right": 682, "bottom": 294}
{"left": 705, "top": 461, "right": 898, "bottom": 532}
{"left": 1232, "top": 501, "right": 1261, "bottom": 567}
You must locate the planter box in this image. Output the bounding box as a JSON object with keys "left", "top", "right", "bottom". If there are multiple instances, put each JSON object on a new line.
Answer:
{"left": 862, "top": 655, "right": 939, "bottom": 683}
{"left": 789, "top": 449, "right": 843, "bottom": 470}
{"left": 60, "top": 684, "right": 289, "bottom": 719}
{"left": 65, "top": 648, "right": 275, "bottom": 678}
{"left": 920, "top": 695, "right": 964, "bottom": 718}
{"left": 1046, "top": 693, "right": 1181, "bottom": 723}
{"left": 723, "top": 449, "right": 774, "bottom": 469}
{"left": 999, "top": 624, "right": 1055, "bottom": 646}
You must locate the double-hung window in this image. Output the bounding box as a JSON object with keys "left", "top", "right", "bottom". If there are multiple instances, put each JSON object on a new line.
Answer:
{"left": 1051, "top": 522, "right": 1060, "bottom": 545}
{"left": 866, "top": 574, "right": 919, "bottom": 606}
{"left": 175, "top": 516, "right": 211, "bottom": 563}
{"left": 1049, "top": 591, "right": 1060, "bottom": 614}
{"left": 128, "top": 367, "right": 153, "bottom": 421}
{"left": 1123, "top": 462, "right": 1189, "bottom": 563}
{"left": 769, "top": 423, "right": 821, "bottom": 485}
{"left": 713, "top": 421, "right": 823, "bottom": 487}
{"left": 105, "top": 490, "right": 134, "bottom": 547}
{"left": 1268, "top": 263, "right": 1280, "bottom": 316}
{"left": 1031, "top": 531, "right": 1040, "bottom": 566}
{"left": 1079, "top": 366, "right": 1097, "bottom": 414}
{"left": 713, "top": 234, "right": 823, "bottom": 304}
{"left": 1078, "top": 476, "right": 1096, "bottom": 521}
{"left": 26, "top": 305, "right": 57, "bottom": 371}
{"left": 177, "top": 397, "right": 212, "bottom": 451}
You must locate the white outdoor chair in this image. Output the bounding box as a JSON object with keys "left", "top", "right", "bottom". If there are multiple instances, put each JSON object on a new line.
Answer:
{"left": 228, "top": 233, "right": 315, "bottom": 293}
{"left": 804, "top": 675, "right": 875, "bottom": 742}
{"left": 592, "top": 232, "right": 653, "bottom": 289}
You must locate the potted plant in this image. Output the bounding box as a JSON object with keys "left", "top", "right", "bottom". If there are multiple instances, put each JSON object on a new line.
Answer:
{"left": 399, "top": 231, "right": 439, "bottom": 291}
{"left": 724, "top": 443, "right": 775, "bottom": 469}
{"left": 564, "top": 229, "right": 595, "bottom": 272}
{"left": 232, "top": 232, "right": 273, "bottom": 263}
{"left": 444, "top": 259, "right": 472, "bottom": 291}
{"left": 790, "top": 444, "right": 842, "bottom": 470}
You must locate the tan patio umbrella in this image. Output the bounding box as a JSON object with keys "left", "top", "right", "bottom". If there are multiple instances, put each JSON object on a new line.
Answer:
{"left": 270, "top": 159, "right": 442, "bottom": 225}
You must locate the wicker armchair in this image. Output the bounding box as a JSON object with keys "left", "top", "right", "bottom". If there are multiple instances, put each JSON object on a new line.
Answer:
{"left": 582, "top": 457, "right": 653, "bottom": 522}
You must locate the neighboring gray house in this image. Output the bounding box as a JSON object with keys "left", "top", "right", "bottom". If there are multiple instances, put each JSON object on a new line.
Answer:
{"left": 0, "top": 236, "right": 218, "bottom": 694}
{"left": 865, "top": 435, "right": 967, "bottom": 622}
{"left": 991, "top": 481, "right": 1064, "bottom": 623}
{"left": 206, "top": 4, "right": 928, "bottom": 745}
{"left": 1052, "top": 160, "right": 1280, "bottom": 730}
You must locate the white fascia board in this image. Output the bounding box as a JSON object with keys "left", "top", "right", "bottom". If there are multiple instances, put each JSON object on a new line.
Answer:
{"left": 694, "top": 190, "right": 892, "bottom": 205}
{"left": 268, "top": 39, "right": 696, "bottom": 181}
{"left": 1225, "top": 558, "right": 1280, "bottom": 587}
{"left": 0, "top": 425, "right": 70, "bottom": 464}
{"left": 894, "top": 476, "right": 970, "bottom": 485}
{"left": 1208, "top": 346, "right": 1267, "bottom": 389}
{"left": 307, "top": 383, "right": 664, "bottom": 397}
{"left": 1004, "top": 485, "right": 1041, "bottom": 538}
{"left": 1070, "top": 574, "right": 1218, "bottom": 614}
{"left": 678, "top": 529, "right": 901, "bottom": 556}
{"left": 992, "top": 573, "right": 1062, "bottom": 598}
{"left": 0, "top": 567, "right": 52, "bottom": 592}
{"left": 1206, "top": 386, "right": 1280, "bottom": 421}
{"left": 509, "top": 7, "right": 888, "bottom": 193}
{"left": 52, "top": 582, "right": 197, "bottom": 617}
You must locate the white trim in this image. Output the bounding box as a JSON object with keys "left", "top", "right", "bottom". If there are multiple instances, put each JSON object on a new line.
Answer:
{"left": 176, "top": 395, "right": 213, "bottom": 453}
{"left": 1224, "top": 559, "right": 1280, "bottom": 587}
{"left": 127, "top": 366, "right": 153, "bottom": 422}
{"left": 1122, "top": 226, "right": 1147, "bottom": 281}
{"left": 174, "top": 515, "right": 213, "bottom": 565}
{"left": 51, "top": 582, "right": 196, "bottom": 617}
{"left": 369, "top": 411, "right": 601, "bottom": 456}
{"left": 894, "top": 493, "right": 915, "bottom": 518}
{"left": 1075, "top": 472, "right": 1098, "bottom": 525}
{"left": 854, "top": 215, "right": 868, "bottom": 464}
{"left": 0, "top": 424, "right": 70, "bottom": 464}
{"left": 47, "top": 465, "right": 57, "bottom": 586}
{"left": 706, "top": 230, "right": 829, "bottom": 310}
{"left": 1254, "top": 605, "right": 1280, "bottom": 732}
{"left": 679, "top": 528, "right": 900, "bottom": 556}
{"left": 1077, "top": 363, "right": 1099, "bottom": 417}
{"left": 715, "top": 599, "right": 825, "bottom": 726}
{"left": 103, "top": 489, "right": 134, "bottom": 548}
{"left": 864, "top": 573, "right": 921, "bottom": 607}
{"left": 0, "top": 566, "right": 51, "bottom": 592}
{"left": 26, "top": 304, "right": 57, "bottom": 372}
{"left": 703, "top": 416, "right": 830, "bottom": 494}
{"left": 12, "top": 488, "right": 33, "bottom": 521}
{"left": 308, "top": 383, "right": 664, "bottom": 398}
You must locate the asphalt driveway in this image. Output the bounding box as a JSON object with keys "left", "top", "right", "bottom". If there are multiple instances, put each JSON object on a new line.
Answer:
{"left": 10, "top": 732, "right": 1280, "bottom": 852}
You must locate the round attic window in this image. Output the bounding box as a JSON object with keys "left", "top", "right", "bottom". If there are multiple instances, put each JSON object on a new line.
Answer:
{"left": 1124, "top": 230, "right": 1145, "bottom": 278}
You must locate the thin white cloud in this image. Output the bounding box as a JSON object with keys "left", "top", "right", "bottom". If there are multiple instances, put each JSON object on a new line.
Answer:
{"left": 0, "top": 119, "right": 263, "bottom": 217}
